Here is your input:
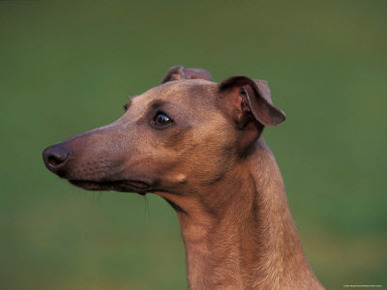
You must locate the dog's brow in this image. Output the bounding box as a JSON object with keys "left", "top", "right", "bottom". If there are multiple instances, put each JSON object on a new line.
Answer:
{"left": 150, "top": 100, "right": 167, "bottom": 110}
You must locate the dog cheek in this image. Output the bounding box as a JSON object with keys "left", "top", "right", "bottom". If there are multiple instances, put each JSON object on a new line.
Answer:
{"left": 163, "top": 126, "right": 193, "bottom": 149}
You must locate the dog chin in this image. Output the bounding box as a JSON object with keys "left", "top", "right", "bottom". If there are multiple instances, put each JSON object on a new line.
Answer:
{"left": 69, "top": 179, "right": 150, "bottom": 194}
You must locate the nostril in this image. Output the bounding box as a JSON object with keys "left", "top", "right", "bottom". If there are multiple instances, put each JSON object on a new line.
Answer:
{"left": 47, "top": 153, "right": 67, "bottom": 166}
{"left": 43, "top": 144, "right": 70, "bottom": 171}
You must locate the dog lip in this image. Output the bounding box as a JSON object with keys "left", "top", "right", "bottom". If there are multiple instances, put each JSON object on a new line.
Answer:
{"left": 69, "top": 179, "right": 151, "bottom": 192}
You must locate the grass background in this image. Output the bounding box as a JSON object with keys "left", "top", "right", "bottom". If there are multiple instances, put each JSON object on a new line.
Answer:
{"left": 1, "top": 1, "right": 386, "bottom": 289}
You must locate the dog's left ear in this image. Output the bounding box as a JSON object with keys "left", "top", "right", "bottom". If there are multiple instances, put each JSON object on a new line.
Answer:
{"left": 162, "top": 65, "right": 214, "bottom": 83}
{"left": 219, "top": 76, "right": 285, "bottom": 127}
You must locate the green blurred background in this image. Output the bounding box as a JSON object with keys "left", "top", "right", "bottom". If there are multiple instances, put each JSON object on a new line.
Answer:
{"left": 1, "top": 1, "right": 386, "bottom": 289}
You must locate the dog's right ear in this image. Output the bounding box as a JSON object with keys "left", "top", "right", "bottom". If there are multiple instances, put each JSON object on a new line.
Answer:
{"left": 219, "top": 76, "right": 285, "bottom": 127}
{"left": 218, "top": 76, "right": 285, "bottom": 153}
{"left": 161, "top": 65, "right": 214, "bottom": 83}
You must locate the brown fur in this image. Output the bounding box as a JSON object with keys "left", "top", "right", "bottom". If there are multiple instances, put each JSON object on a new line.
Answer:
{"left": 43, "top": 66, "right": 323, "bottom": 289}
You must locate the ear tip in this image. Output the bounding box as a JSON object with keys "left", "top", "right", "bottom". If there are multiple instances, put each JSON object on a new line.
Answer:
{"left": 273, "top": 110, "right": 286, "bottom": 126}
{"left": 279, "top": 112, "right": 286, "bottom": 123}
{"left": 162, "top": 65, "right": 214, "bottom": 83}
{"left": 263, "top": 109, "right": 286, "bottom": 126}
{"left": 161, "top": 65, "right": 185, "bottom": 83}
{"left": 171, "top": 64, "right": 184, "bottom": 71}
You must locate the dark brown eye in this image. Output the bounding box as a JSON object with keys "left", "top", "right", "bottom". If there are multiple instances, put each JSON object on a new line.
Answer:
{"left": 123, "top": 103, "right": 129, "bottom": 111}
{"left": 154, "top": 112, "right": 173, "bottom": 128}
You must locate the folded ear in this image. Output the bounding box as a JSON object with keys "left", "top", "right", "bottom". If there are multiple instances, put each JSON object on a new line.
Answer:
{"left": 161, "top": 65, "right": 214, "bottom": 83}
{"left": 219, "top": 76, "right": 285, "bottom": 127}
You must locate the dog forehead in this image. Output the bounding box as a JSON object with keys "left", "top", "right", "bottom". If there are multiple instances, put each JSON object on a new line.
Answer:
{"left": 132, "top": 79, "right": 218, "bottom": 109}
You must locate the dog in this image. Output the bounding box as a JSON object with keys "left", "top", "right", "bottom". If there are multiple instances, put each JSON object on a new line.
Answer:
{"left": 43, "top": 65, "right": 323, "bottom": 289}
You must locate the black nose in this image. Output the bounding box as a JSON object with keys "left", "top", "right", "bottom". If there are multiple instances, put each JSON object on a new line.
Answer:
{"left": 42, "top": 144, "right": 70, "bottom": 174}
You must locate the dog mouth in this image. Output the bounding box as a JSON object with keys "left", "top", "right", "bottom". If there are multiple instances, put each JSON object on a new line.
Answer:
{"left": 69, "top": 179, "right": 151, "bottom": 194}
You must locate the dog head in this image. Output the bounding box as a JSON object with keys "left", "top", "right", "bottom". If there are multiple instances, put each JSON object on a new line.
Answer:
{"left": 43, "top": 66, "right": 285, "bottom": 196}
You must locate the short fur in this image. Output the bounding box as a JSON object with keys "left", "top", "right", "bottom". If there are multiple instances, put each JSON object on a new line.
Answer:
{"left": 43, "top": 66, "right": 323, "bottom": 289}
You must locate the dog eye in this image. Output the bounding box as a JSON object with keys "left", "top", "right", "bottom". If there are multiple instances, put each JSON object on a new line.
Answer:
{"left": 153, "top": 112, "right": 173, "bottom": 128}
{"left": 123, "top": 103, "right": 129, "bottom": 111}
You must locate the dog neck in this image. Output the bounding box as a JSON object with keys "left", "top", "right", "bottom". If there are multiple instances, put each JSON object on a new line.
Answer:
{"left": 158, "top": 138, "right": 322, "bottom": 289}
